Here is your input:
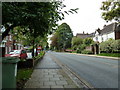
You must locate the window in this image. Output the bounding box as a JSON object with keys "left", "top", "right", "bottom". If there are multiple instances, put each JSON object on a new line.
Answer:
{"left": 6, "top": 36, "right": 8, "bottom": 40}
{"left": 9, "top": 47, "right": 11, "bottom": 52}
{"left": 9, "top": 35, "right": 12, "bottom": 41}
{"left": 96, "top": 37, "right": 98, "bottom": 41}
{"left": 101, "top": 37, "right": 103, "bottom": 42}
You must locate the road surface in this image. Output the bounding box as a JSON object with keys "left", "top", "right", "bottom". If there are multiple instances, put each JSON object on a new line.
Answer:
{"left": 49, "top": 51, "right": 119, "bottom": 88}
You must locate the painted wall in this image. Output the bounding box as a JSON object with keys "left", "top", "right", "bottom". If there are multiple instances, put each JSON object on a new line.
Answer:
{"left": 102, "top": 32, "right": 115, "bottom": 42}
{"left": 93, "top": 32, "right": 115, "bottom": 43}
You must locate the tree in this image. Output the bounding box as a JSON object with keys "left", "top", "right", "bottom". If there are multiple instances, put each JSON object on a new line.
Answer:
{"left": 2, "top": 2, "right": 78, "bottom": 56}
{"left": 100, "top": 0, "right": 120, "bottom": 22}
{"left": 71, "top": 37, "right": 94, "bottom": 53}
{"left": 34, "top": 36, "right": 48, "bottom": 56}
{"left": 2, "top": 2, "right": 78, "bottom": 41}
{"left": 1, "top": 2, "right": 56, "bottom": 40}
{"left": 71, "top": 37, "right": 83, "bottom": 51}
{"left": 50, "top": 23, "right": 73, "bottom": 51}
{"left": 2, "top": 2, "right": 79, "bottom": 56}
{"left": 83, "top": 38, "right": 94, "bottom": 46}
{"left": 72, "top": 37, "right": 83, "bottom": 46}
{"left": 12, "top": 26, "right": 48, "bottom": 56}
{"left": 56, "top": 23, "right": 73, "bottom": 50}
{"left": 50, "top": 32, "right": 59, "bottom": 50}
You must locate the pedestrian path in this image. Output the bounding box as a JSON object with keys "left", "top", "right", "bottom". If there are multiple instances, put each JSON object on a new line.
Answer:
{"left": 25, "top": 53, "right": 78, "bottom": 88}
{"left": 35, "top": 54, "right": 61, "bottom": 69}
{"left": 70, "top": 53, "right": 119, "bottom": 60}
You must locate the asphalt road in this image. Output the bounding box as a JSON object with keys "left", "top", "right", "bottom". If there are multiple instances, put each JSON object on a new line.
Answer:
{"left": 49, "top": 51, "right": 119, "bottom": 88}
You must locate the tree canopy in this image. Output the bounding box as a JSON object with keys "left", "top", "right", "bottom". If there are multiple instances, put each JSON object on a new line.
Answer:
{"left": 83, "top": 38, "right": 94, "bottom": 46}
{"left": 2, "top": 2, "right": 60, "bottom": 40}
{"left": 1, "top": 1, "right": 78, "bottom": 56}
{"left": 72, "top": 37, "right": 83, "bottom": 46}
{"left": 50, "top": 32, "right": 59, "bottom": 49}
{"left": 50, "top": 23, "right": 73, "bottom": 50}
{"left": 71, "top": 37, "right": 94, "bottom": 53}
{"left": 2, "top": 2, "right": 78, "bottom": 41}
{"left": 100, "top": 0, "right": 120, "bottom": 22}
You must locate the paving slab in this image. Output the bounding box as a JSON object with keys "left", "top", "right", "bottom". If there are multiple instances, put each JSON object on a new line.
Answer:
{"left": 25, "top": 53, "right": 78, "bottom": 88}
{"left": 51, "top": 85, "right": 64, "bottom": 88}
{"left": 35, "top": 54, "right": 61, "bottom": 69}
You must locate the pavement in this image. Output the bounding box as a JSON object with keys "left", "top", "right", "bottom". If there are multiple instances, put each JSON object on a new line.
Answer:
{"left": 70, "top": 53, "right": 120, "bottom": 60}
{"left": 25, "top": 53, "right": 78, "bottom": 88}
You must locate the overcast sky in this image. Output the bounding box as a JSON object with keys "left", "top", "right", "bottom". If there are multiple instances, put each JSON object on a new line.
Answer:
{"left": 58, "top": 0, "right": 113, "bottom": 36}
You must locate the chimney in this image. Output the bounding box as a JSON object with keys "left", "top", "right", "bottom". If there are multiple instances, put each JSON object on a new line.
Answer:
{"left": 103, "top": 25, "right": 106, "bottom": 28}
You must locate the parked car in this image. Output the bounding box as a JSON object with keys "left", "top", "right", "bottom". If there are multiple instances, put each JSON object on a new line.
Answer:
{"left": 5, "top": 49, "right": 27, "bottom": 59}
{"left": 26, "top": 50, "right": 33, "bottom": 59}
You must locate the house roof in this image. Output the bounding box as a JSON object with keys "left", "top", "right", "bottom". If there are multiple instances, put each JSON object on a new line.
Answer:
{"left": 76, "top": 33, "right": 94, "bottom": 39}
{"left": 101, "top": 23, "right": 116, "bottom": 35}
{"left": 96, "top": 23, "right": 119, "bottom": 35}
{"left": 76, "top": 23, "right": 120, "bottom": 39}
{"left": 96, "top": 28, "right": 101, "bottom": 34}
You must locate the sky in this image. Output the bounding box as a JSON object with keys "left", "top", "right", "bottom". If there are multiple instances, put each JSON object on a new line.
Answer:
{"left": 58, "top": 0, "right": 112, "bottom": 36}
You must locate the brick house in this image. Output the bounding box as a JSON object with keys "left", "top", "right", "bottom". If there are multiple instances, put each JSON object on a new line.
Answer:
{"left": 1, "top": 26, "right": 23, "bottom": 54}
{"left": 2, "top": 34, "right": 23, "bottom": 54}
{"left": 5, "top": 34, "right": 13, "bottom": 54}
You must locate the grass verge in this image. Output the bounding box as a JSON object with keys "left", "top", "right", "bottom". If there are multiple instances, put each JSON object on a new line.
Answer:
{"left": 16, "top": 51, "right": 45, "bottom": 88}
{"left": 98, "top": 53, "right": 120, "bottom": 57}
{"left": 17, "top": 68, "right": 33, "bottom": 88}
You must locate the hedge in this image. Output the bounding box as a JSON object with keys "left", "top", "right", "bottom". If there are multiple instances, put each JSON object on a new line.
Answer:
{"left": 81, "top": 50, "right": 93, "bottom": 54}
{"left": 100, "top": 39, "right": 120, "bottom": 53}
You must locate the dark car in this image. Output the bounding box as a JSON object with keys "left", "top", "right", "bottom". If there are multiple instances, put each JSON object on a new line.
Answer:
{"left": 5, "top": 49, "right": 27, "bottom": 59}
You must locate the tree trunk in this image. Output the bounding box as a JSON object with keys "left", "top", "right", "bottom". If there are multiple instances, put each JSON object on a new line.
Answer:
{"left": 2, "top": 24, "right": 16, "bottom": 41}
{"left": 13, "top": 40, "right": 15, "bottom": 50}
{"left": 35, "top": 44, "right": 38, "bottom": 56}
{"left": 32, "top": 40, "right": 35, "bottom": 57}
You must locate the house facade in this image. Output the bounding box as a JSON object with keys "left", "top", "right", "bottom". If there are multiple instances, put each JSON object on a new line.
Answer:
{"left": 5, "top": 34, "right": 13, "bottom": 54}
{"left": 2, "top": 34, "right": 23, "bottom": 54}
{"left": 76, "top": 22, "right": 120, "bottom": 54}
{"left": 93, "top": 23, "right": 120, "bottom": 43}
{"left": 1, "top": 26, "right": 23, "bottom": 54}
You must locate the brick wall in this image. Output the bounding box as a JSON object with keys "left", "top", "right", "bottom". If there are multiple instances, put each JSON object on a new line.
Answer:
{"left": 115, "top": 31, "right": 120, "bottom": 40}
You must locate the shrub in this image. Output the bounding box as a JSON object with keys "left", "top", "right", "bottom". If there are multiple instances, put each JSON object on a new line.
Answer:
{"left": 83, "top": 38, "right": 94, "bottom": 46}
{"left": 81, "top": 50, "right": 93, "bottom": 54}
{"left": 100, "top": 39, "right": 114, "bottom": 53}
{"left": 76, "top": 49, "right": 81, "bottom": 53}
{"left": 112, "top": 39, "right": 120, "bottom": 51}
{"left": 72, "top": 45, "right": 78, "bottom": 50}
{"left": 72, "top": 37, "right": 83, "bottom": 46}
{"left": 55, "top": 50, "right": 61, "bottom": 52}
{"left": 75, "top": 44, "right": 86, "bottom": 53}
{"left": 98, "top": 53, "right": 120, "bottom": 57}
{"left": 72, "top": 50, "right": 77, "bottom": 53}
{"left": 33, "top": 51, "right": 45, "bottom": 60}
{"left": 80, "top": 44, "right": 86, "bottom": 50}
{"left": 100, "top": 39, "right": 120, "bottom": 53}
